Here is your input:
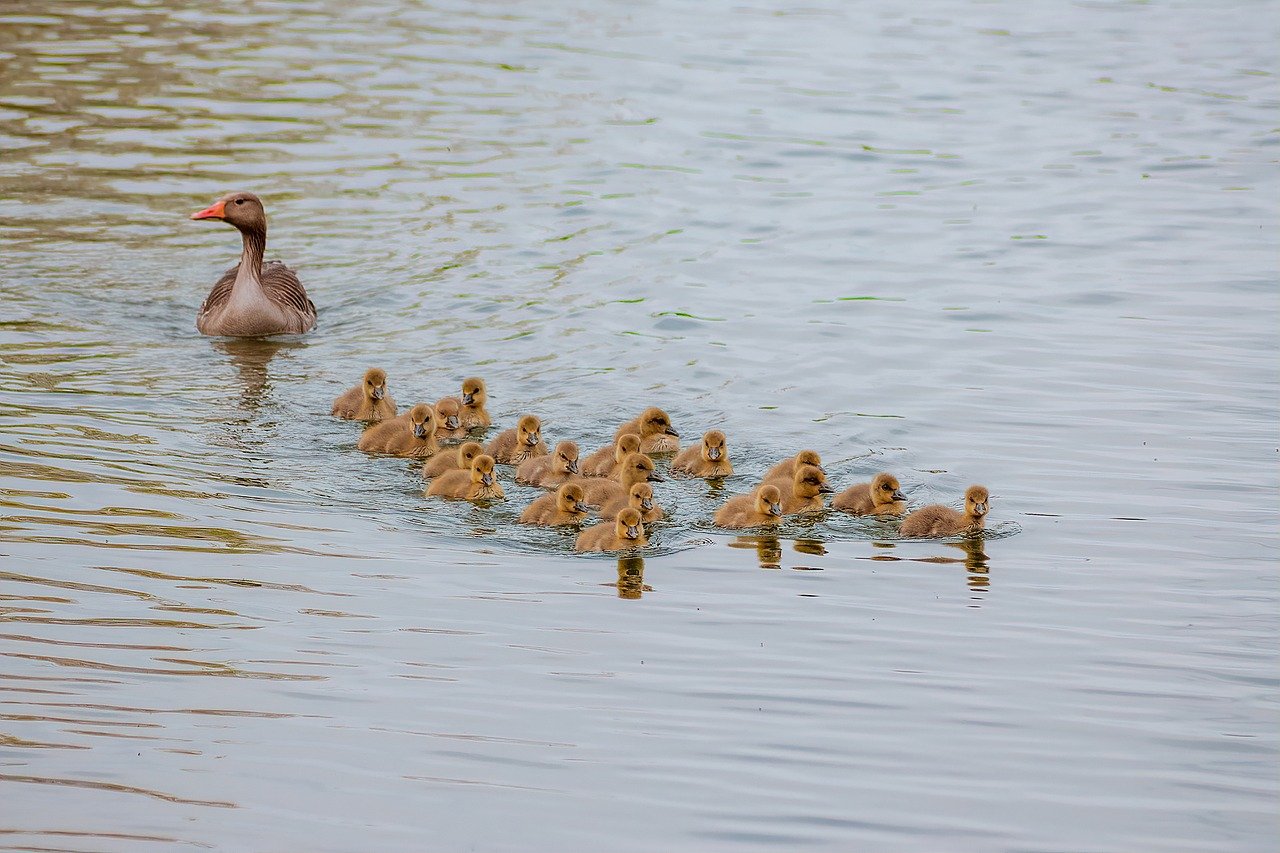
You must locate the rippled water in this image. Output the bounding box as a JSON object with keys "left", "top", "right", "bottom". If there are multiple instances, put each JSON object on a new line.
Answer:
{"left": 2, "top": 1, "right": 1277, "bottom": 850}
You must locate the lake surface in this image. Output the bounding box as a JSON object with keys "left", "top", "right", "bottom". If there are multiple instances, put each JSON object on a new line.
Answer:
{"left": 1, "top": 1, "right": 1277, "bottom": 850}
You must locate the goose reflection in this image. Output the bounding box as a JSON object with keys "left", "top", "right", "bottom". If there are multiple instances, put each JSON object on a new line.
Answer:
{"left": 615, "top": 555, "right": 650, "bottom": 599}
{"left": 727, "top": 534, "right": 782, "bottom": 569}
{"left": 211, "top": 337, "right": 303, "bottom": 413}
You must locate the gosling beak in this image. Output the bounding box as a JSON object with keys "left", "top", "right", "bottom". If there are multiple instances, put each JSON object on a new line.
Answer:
{"left": 481, "top": 473, "right": 493, "bottom": 486}
{"left": 190, "top": 200, "right": 226, "bottom": 220}
{"left": 641, "top": 498, "right": 653, "bottom": 510}
{"left": 707, "top": 447, "right": 721, "bottom": 460}
{"left": 567, "top": 460, "right": 579, "bottom": 474}
{"left": 817, "top": 465, "right": 827, "bottom": 475}
{"left": 665, "top": 427, "right": 680, "bottom": 437}
{"left": 461, "top": 393, "right": 474, "bottom": 406}
{"left": 445, "top": 416, "right": 460, "bottom": 429}
{"left": 892, "top": 490, "right": 906, "bottom": 503}
{"left": 413, "top": 423, "right": 427, "bottom": 438}
{"left": 818, "top": 483, "right": 834, "bottom": 494}
{"left": 974, "top": 502, "right": 988, "bottom": 516}
{"left": 371, "top": 387, "right": 385, "bottom": 401}
{"left": 525, "top": 435, "right": 539, "bottom": 446}
{"left": 648, "top": 472, "right": 665, "bottom": 482}
{"left": 770, "top": 503, "right": 784, "bottom": 516}
{"left": 574, "top": 502, "right": 587, "bottom": 513}
{"left": 626, "top": 526, "right": 641, "bottom": 539}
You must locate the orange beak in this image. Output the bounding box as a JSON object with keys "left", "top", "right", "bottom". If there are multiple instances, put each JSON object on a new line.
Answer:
{"left": 190, "top": 200, "right": 226, "bottom": 220}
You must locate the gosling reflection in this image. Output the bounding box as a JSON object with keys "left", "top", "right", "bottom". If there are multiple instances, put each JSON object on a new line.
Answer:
{"left": 793, "top": 538, "right": 827, "bottom": 557}
{"left": 212, "top": 337, "right": 302, "bottom": 414}
{"left": 861, "top": 537, "right": 993, "bottom": 594}
{"left": 727, "top": 534, "right": 782, "bottom": 569}
{"left": 615, "top": 555, "right": 650, "bottom": 599}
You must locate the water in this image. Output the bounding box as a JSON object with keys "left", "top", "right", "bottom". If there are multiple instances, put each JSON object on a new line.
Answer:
{"left": 2, "top": 1, "right": 1277, "bottom": 850}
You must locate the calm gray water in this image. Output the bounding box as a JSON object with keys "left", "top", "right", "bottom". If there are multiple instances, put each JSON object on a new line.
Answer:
{"left": 1, "top": 1, "right": 1277, "bottom": 850}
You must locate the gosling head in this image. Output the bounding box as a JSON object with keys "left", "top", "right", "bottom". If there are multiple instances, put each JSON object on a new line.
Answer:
{"left": 792, "top": 464, "right": 832, "bottom": 499}
{"left": 456, "top": 441, "right": 483, "bottom": 468}
{"left": 190, "top": 191, "right": 266, "bottom": 233}
{"left": 460, "top": 377, "right": 487, "bottom": 408}
{"left": 434, "top": 396, "right": 462, "bottom": 430}
{"left": 556, "top": 482, "right": 588, "bottom": 514}
{"left": 470, "top": 454, "right": 497, "bottom": 487}
{"left": 615, "top": 507, "right": 644, "bottom": 541}
{"left": 628, "top": 482, "right": 655, "bottom": 512}
{"left": 872, "top": 472, "right": 907, "bottom": 506}
{"left": 795, "top": 449, "right": 824, "bottom": 474}
{"left": 621, "top": 452, "right": 662, "bottom": 484}
{"left": 756, "top": 484, "right": 784, "bottom": 517}
{"left": 965, "top": 485, "right": 990, "bottom": 518}
{"left": 638, "top": 407, "right": 678, "bottom": 439}
{"left": 553, "top": 441, "right": 580, "bottom": 474}
{"left": 615, "top": 433, "right": 641, "bottom": 460}
{"left": 362, "top": 368, "right": 388, "bottom": 402}
{"left": 408, "top": 404, "right": 436, "bottom": 439}
{"left": 516, "top": 415, "right": 542, "bottom": 448}
{"left": 701, "top": 430, "right": 727, "bottom": 462}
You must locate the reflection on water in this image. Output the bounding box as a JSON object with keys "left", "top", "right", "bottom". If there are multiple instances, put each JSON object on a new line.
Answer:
{"left": 0, "top": 0, "right": 1276, "bottom": 851}
{"left": 614, "top": 555, "right": 649, "bottom": 599}
{"left": 210, "top": 338, "right": 302, "bottom": 416}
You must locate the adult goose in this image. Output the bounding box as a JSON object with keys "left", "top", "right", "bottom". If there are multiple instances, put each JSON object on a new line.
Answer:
{"left": 190, "top": 192, "right": 316, "bottom": 336}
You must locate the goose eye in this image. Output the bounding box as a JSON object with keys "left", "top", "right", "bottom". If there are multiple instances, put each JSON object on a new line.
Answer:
{"left": 235, "top": 198, "right": 245, "bottom": 205}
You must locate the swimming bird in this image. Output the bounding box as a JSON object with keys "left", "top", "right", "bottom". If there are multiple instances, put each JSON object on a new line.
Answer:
{"left": 901, "top": 485, "right": 989, "bottom": 537}
{"left": 764, "top": 450, "right": 824, "bottom": 481}
{"left": 599, "top": 482, "right": 664, "bottom": 524}
{"left": 432, "top": 397, "right": 467, "bottom": 440}
{"left": 516, "top": 441, "right": 580, "bottom": 487}
{"left": 579, "top": 433, "right": 642, "bottom": 478}
{"left": 426, "top": 453, "right": 504, "bottom": 501}
{"left": 454, "top": 377, "right": 491, "bottom": 429}
{"left": 422, "top": 440, "right": 483, "bottom": 479}
{"left": 833, "top": 472, "right": 907, "bottom": 516}
{"left": 714, "top": 484, "right": 785, "bottom": 529}
{"left": 357, "top": 403, "right": 438, "bottom": 457}
{"left": 614, "top": 407, "right": 680, "bottom": 454}
{"left": 763, "top": 464, "right": 833, "bottom": 515}
{"left": 670, "top": 429, "right": 733, "bottom": 478}
{"left": 486, "top": 414, "right": 548, "bottom": 464}
{"left": 580, "top": 452, "right": 663, "bottom": 507}
{"left": 331, "top": 368, "right": 396, "bottom": 422}
{"left": 575, "top": 507, "right": 647, "bottom": 552}
{"left": 519, "top": 482, "right": 589, "bottom": 527}
{"left": 190, "top": 192, "right": 316, "bottom": 336}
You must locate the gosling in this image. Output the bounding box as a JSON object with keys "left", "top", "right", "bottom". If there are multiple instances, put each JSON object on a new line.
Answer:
{"left": 670, "top": 429, "right": 733, "bottom": 478}
{"left": 764, "top": 464, "right": 833, "bottom": 515}
{"left": 713, "top": 484, "right": 785, "bottom": 529}
{"left": 426, "top": 454, "right": 504, "bottom": 502}
{"left": 614, "top": 407, "right": 680, "bottom": 454}
{"left": 833, "top": 472, "right": 907, "bottom": 516}
{"left": 575, "top": 507, "right": 647, "bottom": 552}
{"left": 357, "top": 403, "right": 438, "bottom": 458}
{"left": 579, "top": 433, "right": 641, "bottom": 478}
{"left": 901, "top": 485, "right": 989, "bottom": 537}
{"left": 599, "top": 482, "right": 664, "bottom": 524}
{"left": 332, "top": 368, "right": 397, "bottom": 422}
{"left": 438, "top": 377, "right": 490, "bottom": 430}
{"left": 580, "top": 452, "right": 663, "bottom": 507}
{"left": 519, "top": 482, "right": 589, "bottom": 527}
{"left": 516, "top": 441, "right": 580, "bottom": 487}
{"left": 433, "top": 397, "right": 467, "bottom": 440}
{"left": 422, "top": 440, "right": 483, "bottom": 479}
{"left": 764, "top": 449, "right": 824, "bottom": 481}
{"left": 486, "top": 414, "right": 548, "bottom": 464}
